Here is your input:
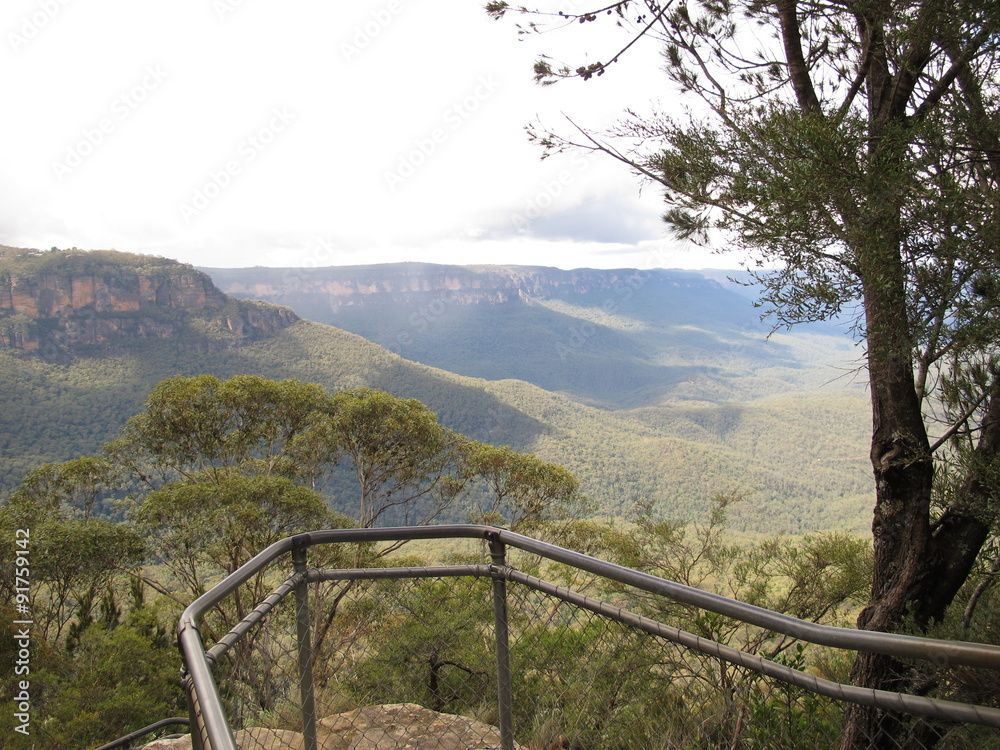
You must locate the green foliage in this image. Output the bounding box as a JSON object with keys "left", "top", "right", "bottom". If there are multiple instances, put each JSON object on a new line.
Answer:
{"left": 330, "top": 388, "right": 466, "bottom": 527}
{"left": 6, "top": 456, "right": 119, "bottom": 520}
{"left": 495, "top": 14, "right": 1000, "bottom": 745}
{"left": 464, "top": 442, "right": 585, "bottom": 531}
{"left": 132, "top": 475, "right": 342, "bottom": 605}
{"left": 342, "top": 577, "right": 496, "bottom": 715}
{"left": 508, "top": 616, "right": 681, "bottom": 749}
{"left": 208, "top": 264, "right": 855, "bottom": 410}
{"left": 0, "top": 371, "right": 600, "bottom": 743}
{"left": 335, "top": 506, "right": 870, "bottom": 750}
{"left": 614, "top": 495, "right": 870, "bottom": 654}
{"left": 740, "top": 643, "right": 842, "bottom": 750}
{"left": 0, "top": 245, "right": 189, "bottom": 279}
{"left": 0, "top": 250, "right": 899, "bottom": 746}
{"left": 0, "top": 477, "right": 145, "bottom": 644}
{"left": 0, "top": 606, "right": 183, "bottom": 750}
{"left": 109, "top": 374, "right": 337, "bottom": 487}
{"left": 0, "top": 303, "right": 874, "bottom": 534}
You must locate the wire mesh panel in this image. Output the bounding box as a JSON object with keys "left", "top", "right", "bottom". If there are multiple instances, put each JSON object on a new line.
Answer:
{"left": 500, "top": 570, "right": 1000, "bottom": 750}
{"left": 314, "top": 576, "right": 500, "bottom": 728}
{"left": 184, "top": 577, "right": 305, "bottom": 750}
{"left": 182, "top": 580, "right": 1000, "bottom": 750}
{"left": 188, "top": 573, "right": 510, "bottom": 750}
{"left": 501, "top": 575, "right": 842, "bottom": 750}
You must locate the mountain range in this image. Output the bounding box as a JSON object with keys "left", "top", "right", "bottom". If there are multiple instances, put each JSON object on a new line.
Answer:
{"left": 204, "top": 263, "right": 858, "bottom": 409}
{"left": 0, "top": 247, "right": 873, "bottom": 534}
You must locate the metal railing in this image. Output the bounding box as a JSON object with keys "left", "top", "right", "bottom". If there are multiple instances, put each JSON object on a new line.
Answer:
{"left": 176, "top": 525, "right": 1000, "bottom": 750}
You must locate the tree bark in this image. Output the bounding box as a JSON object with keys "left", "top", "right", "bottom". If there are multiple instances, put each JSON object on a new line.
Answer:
{"left": 836, "top": 3, "right": 991, "bottom": 745}
{"left": 840, "top": 228, "right": 935, "bottom": 750}
{"left": 839, "top": 194, "right": 999, "bottom": 748}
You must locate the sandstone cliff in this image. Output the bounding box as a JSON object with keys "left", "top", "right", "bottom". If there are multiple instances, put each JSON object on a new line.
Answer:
{"left": 204, "top": 262, "right": 708, "bottom": 313}
{"left": 0, "top": 247, "right": 298, "bottom": 353}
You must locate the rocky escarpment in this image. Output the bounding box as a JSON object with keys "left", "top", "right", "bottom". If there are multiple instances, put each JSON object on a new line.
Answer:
{"left": 204, "top": 262, "right": 714, "bottom": 313}
{"left": 0, "top": 247, "right": 298, "bottom": 354}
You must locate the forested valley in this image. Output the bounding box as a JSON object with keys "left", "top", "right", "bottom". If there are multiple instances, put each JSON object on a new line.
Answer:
{"left": 5, "top": 0, "right": 1000, "bottom": 742}
{"left": 0, "top": 247, "right": 892, "bottom": 748}
{"left": 4, "top": 246, "right": 997, "bottom": 749}
{"left": 1, "top": 372, "right": 887, "bottom": 749}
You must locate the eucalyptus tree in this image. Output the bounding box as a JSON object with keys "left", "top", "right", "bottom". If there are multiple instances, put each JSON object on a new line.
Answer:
{"left": 329, "top": 388, "right": 470, "bottom": 529}
{"left": 107, "top": 374, "right": 339, "bottom": 490}
{"left": 0, "top": 457, "right": 143, "bottom": 644}
{"left": 102, "top": 375, "right": 348, "bottom": 714}
{"left": 2, "top": 373, "right": 595, "bottom": 736}
{"left": 489, "top": 1, "right": 1000, "bottom": 746}
{"left": 306, "top": 390, "right": 567, "bottom": 665}
{"left": 464, "top": 441, "right": 584, "bottom": 531}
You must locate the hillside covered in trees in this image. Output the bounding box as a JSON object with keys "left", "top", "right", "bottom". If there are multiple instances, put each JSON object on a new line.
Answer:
{"left": 0, "top": 372, "right": 586, "bottom": 747}
{"left": 3, "top": 249, "right": 997, "bottom": 749}
{"left": 0, "top": 248, "right": 871, "bottom": 533}
{"left": 2, "top": 372, "right": 994, "bottom": 750}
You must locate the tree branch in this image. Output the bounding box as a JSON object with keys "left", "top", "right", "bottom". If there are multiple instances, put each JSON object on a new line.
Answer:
{"left": 776, "top": 0, "right": 821, "bottom": 112}
{"left": 928, "top": 389, "right": 991, "bottom": 455}
{"left": 911, "top": 24, "right": 994, "bottom": 124}
{"left": 963, "top": 552, "right": 1000, "bottom": 629}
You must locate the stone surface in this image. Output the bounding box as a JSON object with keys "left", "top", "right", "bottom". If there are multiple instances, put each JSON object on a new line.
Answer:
{"left": 140, "top": 704, "right": 515, "bottom": 750}
{"left": 0, "top": 248, "right": 298, "bottom": 351}
{"left": 317, "top": 703, "right": 513, "bottom": 750}
{"left": 140, "top": 737, "right": 192, "bottom": 749}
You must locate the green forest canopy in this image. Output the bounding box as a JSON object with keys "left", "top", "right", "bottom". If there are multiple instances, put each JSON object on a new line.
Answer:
{"left": 0, "top": 374, "right": 897, "bottom": 749}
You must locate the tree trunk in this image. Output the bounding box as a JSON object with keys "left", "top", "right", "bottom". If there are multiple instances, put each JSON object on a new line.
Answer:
{"left": 840, "top": 251, "right": 1000, "bottom": 748}
{"left": 840, "top": 241, "right": 1000, "bottom": 748}
{"left": 840, "top": 221, "right": 936, "bottom": 749}
{"left": 918, "top": 385, "right": 1000, "bottom": 626}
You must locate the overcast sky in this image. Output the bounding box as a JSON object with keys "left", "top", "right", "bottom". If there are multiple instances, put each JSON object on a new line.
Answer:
{"left": 2, "top": 0, "right": 744, "bottom": 271}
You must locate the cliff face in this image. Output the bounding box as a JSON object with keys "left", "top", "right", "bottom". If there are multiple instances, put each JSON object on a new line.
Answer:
{"left": 205, "top": 263, "right": 716, "bottom": 313}
{"left": 0, "top": 269, "right": 228, "bottom": 318}
{"left": 0, "top": 247, "right": 298, "bottom": 353}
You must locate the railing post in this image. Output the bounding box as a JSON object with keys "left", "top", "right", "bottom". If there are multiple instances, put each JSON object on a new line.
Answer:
{"left": 292, "top": 537, "right": 318, "bottom": 750}
{"left": 488, "top": 534, "right": 516, "bottom": 750}
{"left": 183, "top": 669, "right": 206, "bottom": 750}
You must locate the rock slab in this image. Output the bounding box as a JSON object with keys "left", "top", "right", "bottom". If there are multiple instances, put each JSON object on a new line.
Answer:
{"left": 141, "top": 703, "right": 515, "bottom": 750}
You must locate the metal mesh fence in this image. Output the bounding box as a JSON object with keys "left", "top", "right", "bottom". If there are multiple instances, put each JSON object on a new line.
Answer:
{"left": 173, "top": 530, "right": 1000, "bottom": 750}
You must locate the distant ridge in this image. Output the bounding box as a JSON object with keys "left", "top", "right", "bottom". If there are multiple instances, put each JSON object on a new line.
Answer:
{"left": 204, "top": 262, "right": 857, "bottom": 409}
{"left": 202, "top": 261, "right": 721, "bottom": 311}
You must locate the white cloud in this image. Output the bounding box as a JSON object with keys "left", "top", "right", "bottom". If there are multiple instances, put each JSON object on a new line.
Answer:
{"left": 0, "top": 0, "right": 740, "bottom": 271}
